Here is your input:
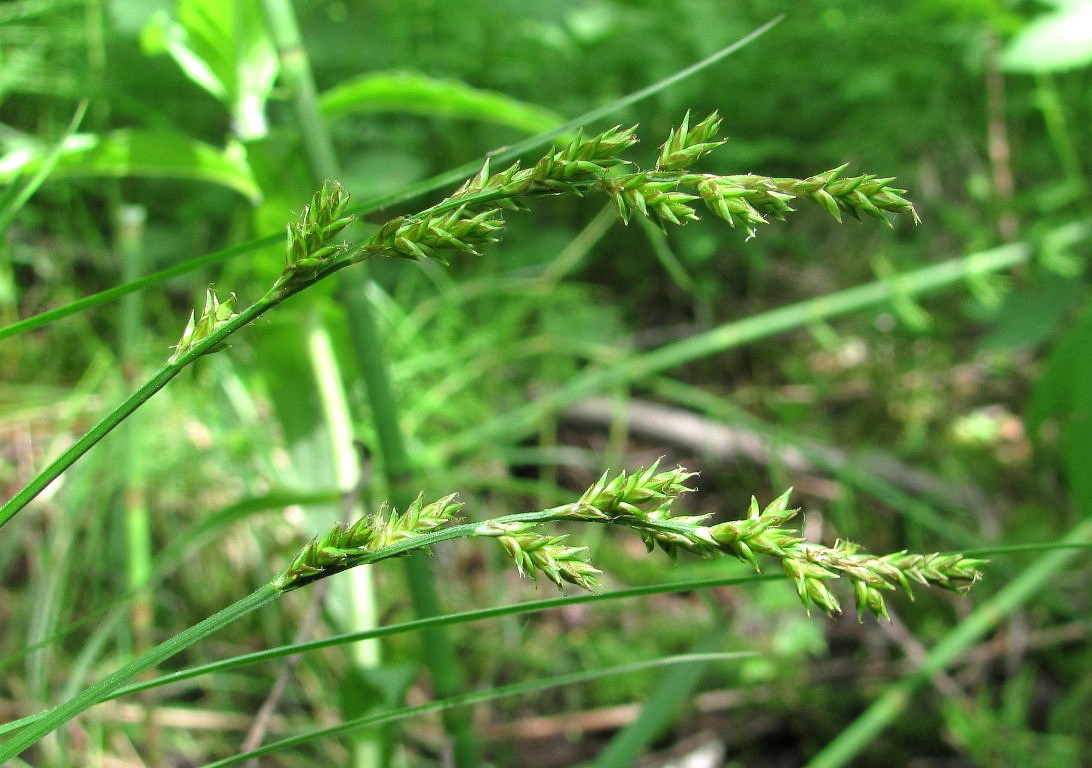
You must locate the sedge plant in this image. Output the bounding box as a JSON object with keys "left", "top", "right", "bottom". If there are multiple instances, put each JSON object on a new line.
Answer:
{"left": 1, "top": 114, "right": 984, "bottom": 763}
{"left": 0, "top": 113, "right": 920, "bottom": 527}
{"left": 0, "top": 459, "right": 983, "bottom": 761}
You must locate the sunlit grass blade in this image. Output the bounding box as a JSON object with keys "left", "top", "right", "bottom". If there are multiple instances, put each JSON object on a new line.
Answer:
{"left": 438, "top": 242, "right": 1034, "bottom": 461}
{"left": 319, "top": 70, "right": 565, "bottom": 134}
{"left": 0, "top": 130, "right": 262, "bottom": 201}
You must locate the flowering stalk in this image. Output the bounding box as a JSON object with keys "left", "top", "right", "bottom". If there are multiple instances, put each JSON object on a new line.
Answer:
{"left": 273, "top": 462, "right": 984, "bottom": 621}
{"left": 1, "top": 114, "right": 919, "bottom": 528}
{"left": 272, "top": 494, "right": 463, "bottom": 591}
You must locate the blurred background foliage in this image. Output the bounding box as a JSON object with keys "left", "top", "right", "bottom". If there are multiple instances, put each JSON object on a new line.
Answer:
{"left": 1, "top": 0, "right": 1089, "bottom": 766}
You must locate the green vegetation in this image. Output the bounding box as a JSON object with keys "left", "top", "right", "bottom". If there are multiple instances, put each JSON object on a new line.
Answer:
{"left": 1, "top": 2, "right": 1089, "bottom": 767}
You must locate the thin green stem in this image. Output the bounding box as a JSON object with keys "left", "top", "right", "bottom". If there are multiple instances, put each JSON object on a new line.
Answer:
{"left": 259, "top": 0, "right": 337, "bottom": 178}
{"left": 0, "top": 573, "right": 784, "bottom": 739}
{"left": 1035, "top": 73, "right": 1088, "bottom": 197}
{"left": 260, "top": 0, "right": 477, "bottom": 760}
{"left": 0, "top": 585, "right": 279, "bottom": 761}
{"left": 0, "top": 291, "right": 296, "bottom": 528}
{"left": 115, "top": 202, "right": 157, "bottom": 760}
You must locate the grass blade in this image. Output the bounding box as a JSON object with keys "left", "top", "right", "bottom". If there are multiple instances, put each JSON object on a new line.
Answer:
{"left": 0, "top": 573, "right": 781, "bottom": 739}
{"left": 440, "top": 242, "right": 1035, "bottom": 460}
{"left": 320, "top": 70, "right": 564, "bottom": 134}
{"left": 194, "top": 652, "right": 761, "bottom": 768}
{"left": 0, "top": 586, "right": 279, "bottom": 761}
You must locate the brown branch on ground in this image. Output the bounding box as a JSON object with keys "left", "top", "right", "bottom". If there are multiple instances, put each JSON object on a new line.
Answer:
{"left": 562, "top": 396, "right": 992, "bottom": 514}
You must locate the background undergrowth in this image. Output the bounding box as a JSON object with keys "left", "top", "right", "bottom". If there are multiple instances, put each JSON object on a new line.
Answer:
{"left": 1, "top": 1, "right": 1090, "bottom": 767}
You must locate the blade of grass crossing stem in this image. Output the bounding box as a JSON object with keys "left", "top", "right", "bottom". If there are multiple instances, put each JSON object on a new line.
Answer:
{"left": 195, "top": 653, "right": 762, "bottom": 768}
{"left": 805, "top": 515, "right": 1092, "bottom": 768}
{"left": 116, "top": 201, "right": 159, "bottom": 760}
{"left": 259, "top": 0, "right": 475, "bottom": 762}
{"left": 0, "top": 574, "right": 784, "bottom": 740}
{"left": 0, "top": 18, "right": 781, "bottom": 342}
{"left": 0, "top": 586, "right": 280, "bottom": 762}
{"left": 594, "top": 625, "right": 731, "bottom": 768}
{"left": 0, "top": 100, "right": 88, "bottom": 237}
{"left": 439, "top": 242, "right": 1035, "bottom": 460}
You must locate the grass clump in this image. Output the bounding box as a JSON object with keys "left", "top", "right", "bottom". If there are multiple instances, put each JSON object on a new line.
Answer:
{"left": 3, "top": 100, "right": 1029, "bottom": 768}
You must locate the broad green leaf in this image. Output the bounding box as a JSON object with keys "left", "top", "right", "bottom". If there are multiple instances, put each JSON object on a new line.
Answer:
{"left": 141, "top": 0, "right": 278, "bottom": 139}
{"left": 319, "top": 70, "right": 564, "bottom": 135}
{"left": 1027, "top": 299, "right": 1092, "bottom": 511}
{"left": 1001, "top": 1, "right": 1092, "bottom": 73}
{"left": 976, "top": 273, "right": 1085, "bottom": 351}
{"left": 0, "top": 130, "right": 262, "bottom": 202}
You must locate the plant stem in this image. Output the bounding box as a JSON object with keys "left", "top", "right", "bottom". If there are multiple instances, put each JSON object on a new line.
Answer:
{"left": 0, "top": 585, "right": 279, "bottom": 762}
{"left": 259, "top": 0, "right": 477, "bottom": 762}
{"left": 116, "top": 201, "right": 159, "bottom": 762}
{"left": 0, "top": 18, "right": 782, "bottom": 343}
{"left": 0, "top": 291, "right": 296, "bottom": 529}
